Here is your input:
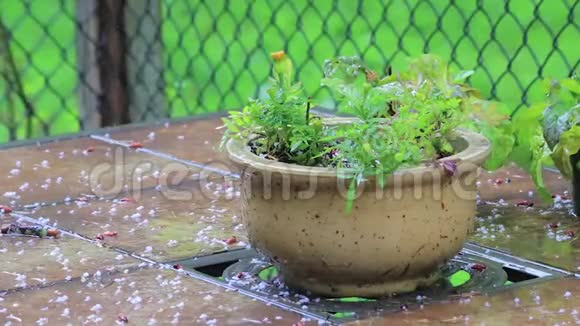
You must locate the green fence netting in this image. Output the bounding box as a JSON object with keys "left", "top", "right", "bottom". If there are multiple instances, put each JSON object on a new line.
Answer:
{"left": 0, "top": 0, "right": 578, "bottom": 142}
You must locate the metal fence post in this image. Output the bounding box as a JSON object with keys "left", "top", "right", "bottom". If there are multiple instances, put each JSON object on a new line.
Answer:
{"left": 76, "top": 0, "right": 131, "bottom": 128}
{"left": 98, "top": 0, "right": 130, "bottom": 126}
{"left": 125, "top": 0, "right": 166, "bottom": 122}
{"left": 75, "top": 0, "right": 102, "bottom": 130}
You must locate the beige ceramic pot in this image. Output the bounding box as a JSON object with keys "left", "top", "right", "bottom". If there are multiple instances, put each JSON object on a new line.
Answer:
{"left": 226, "top": 119, "right": 490, "bottom": 297}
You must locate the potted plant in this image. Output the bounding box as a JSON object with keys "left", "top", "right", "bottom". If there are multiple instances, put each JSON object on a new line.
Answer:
{"left": 511, "top": 74, "right": 579, "bottom": 215}
{"left": 222, "top": 51, "right": 512, "bottom": 297}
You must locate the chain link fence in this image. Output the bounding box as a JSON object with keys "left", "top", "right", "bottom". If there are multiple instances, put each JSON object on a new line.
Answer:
{"left": 0, "top": 0, "right": 578, "bottom": 142}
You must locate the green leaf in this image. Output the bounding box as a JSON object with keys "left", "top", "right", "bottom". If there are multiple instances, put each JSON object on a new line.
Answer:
{"left": 509, "top": 103, "right": 545, "bottom": 170}
{"left": 552, "top": 125, "right": 580, "bottom": 179}
{"left": 222, "top": 118, "right": 240, "bottom": 133}
{"left": 469, "top": 99, "right": 512, "bottom": 126}
{"left": 480, "top": 121, "right": 515, "bottom": 170}
{"left": 408, "top": 54, "right": 447, "bottom": 81}
{"left": 509, "top": 103, "right": 554, "bottom": 203}
{"left": 394, "top": 152, "right": 405, "bottom": 162}
{"left": 290, "top": 139, "right": 303, "bottom": 153}
{"left": 454, "top": 70, "right": 474, "bottom": 83}
{"left": 543, "top": 104, "right": 580, "bottom": 149}
{"left": 461, "top": 99, "right": 513, "bottom": 170}
{"left": 530, "top": 151, "right": 554, "bottom": 203}
{"left": 362, "top": 143, "right": 373, "bottom": 154}
{"left": 561, "top": 78, "right": 580, "bottom": 94}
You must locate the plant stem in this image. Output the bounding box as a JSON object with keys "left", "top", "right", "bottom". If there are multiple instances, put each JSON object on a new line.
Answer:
{"left": 385, "top": 65, "right": 397, "bottom": 116}
{"left": 305, "top": 97, "right": 311, "bottom": 125}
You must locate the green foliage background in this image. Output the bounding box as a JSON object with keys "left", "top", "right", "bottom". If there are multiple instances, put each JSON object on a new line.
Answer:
{"left": 0, "top": 0, "right": 578, "bottom": 142}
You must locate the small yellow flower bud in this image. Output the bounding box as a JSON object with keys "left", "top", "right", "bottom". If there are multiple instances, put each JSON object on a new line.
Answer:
{"left": 271, "top": 51, "right": 286, "bottom": 62}
{"left": 271, "top": 51, "right": 293, "bottom": 88}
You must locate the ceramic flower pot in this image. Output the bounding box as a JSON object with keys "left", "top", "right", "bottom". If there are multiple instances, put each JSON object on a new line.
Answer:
{"left": 226, "top": 120, "right": 490, "bottom": 297}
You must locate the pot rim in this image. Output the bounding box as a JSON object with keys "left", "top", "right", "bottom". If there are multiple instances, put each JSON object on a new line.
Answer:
{"left": 225, "top": 117, "right": 491, "bottom": 178}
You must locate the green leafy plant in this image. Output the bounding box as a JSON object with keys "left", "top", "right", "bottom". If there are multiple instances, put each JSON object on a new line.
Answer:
{"left": 322, "top": 55, "right": 514, "bottom": 170}
{"left": 510, "top": 74, "right": 580, "bottom": 201}
{"left": 319, "top": 55, "right": 514, "bottom": 209}
{"left": 221, "top": 51, "right": 329, "bottom": 167}
{"left": 221, "top": 51, "right": 514, "bottom": 210}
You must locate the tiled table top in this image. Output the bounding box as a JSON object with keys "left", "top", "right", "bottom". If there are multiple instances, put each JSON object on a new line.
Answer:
{"left": 0, "top": 215, "right": 138, "bottom": 291}
{"left": 354, "top": 277, "right": 580, "bottom": 325}
{"left": 0, "top": 268, "right": 305, "bottom": 325}
{"left": 24, "top": 187, "right": 246, "bottom": 262}
{"left": 1, "top": 115, "right": 578, "bottom": 325}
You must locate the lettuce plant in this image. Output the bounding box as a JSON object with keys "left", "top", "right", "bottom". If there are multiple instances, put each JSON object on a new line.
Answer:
{"left": 510, "top": 74, "right": 580, "bottom": 202}
{"left": 321, "top": 55, "right": 514, "bottom": 171}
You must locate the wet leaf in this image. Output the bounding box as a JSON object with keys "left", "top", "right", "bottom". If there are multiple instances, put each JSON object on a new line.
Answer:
{"left": 119, "top": 197, "right": 137, "bottom": 204}
{"left": 117, "top": 313, "right": 129, "bottom": 323}
{"left": 470, "top": 263, "right": 486, "bottom": 272}
{"left": 129, "top": 141, "right": 143, "bottom": 149}
{"left": 515, "top": 200, "right": 534, "bottom": 207}
{"left": 441, "top": 160, "right": 457, "bottom": 176}
{"left": 0, "top": 205, "right": 13, "bottom": 214}
{"left": 225, "top": 236, "right": 238, "bottom": 245}
{"left": 551, "top": 125, "right": 580, "bottom": 179}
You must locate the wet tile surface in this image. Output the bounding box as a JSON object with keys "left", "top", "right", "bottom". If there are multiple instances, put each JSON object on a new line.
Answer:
{"left": 472, "top": 203, "right": 580, "bottom": 272}
{"left": 0, "top": 138, "right": 104, "bottom": 206}
{"left": 473, "top": 164, "right": 579, "bottom": 272}
{"left": 0, "top": 215, "right": 138, "bottom": 291}
{"left": 0, "top": 268, "right": 307, "bottom": 325}
{"left": 355, "top": 277, "right": 580, "bottom": 325}
{"left": 22, "top": 184, "right": 245, "bottom": 262}
{"left": 104, "top": 118, "right": 234, "bottom": 168}
{"left": 477, "top": 163, "right": 571, "bottom": 206}
{"left": 0, "top": 137, "right": 203, "bottom": 207}
{"left": 2, "top": 116, "right": 580, "bottom": 324}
